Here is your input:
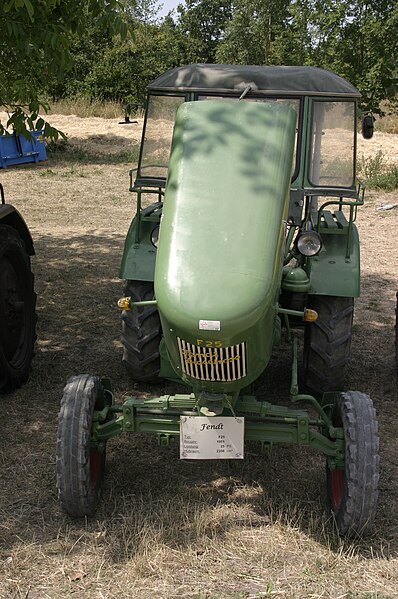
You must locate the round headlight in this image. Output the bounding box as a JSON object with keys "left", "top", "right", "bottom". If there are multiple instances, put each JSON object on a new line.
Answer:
{"left": 150, "top": 225, "right": 160, "bottom": 248}
{"left": 297, "top": 231, "right": 322, "bottom": 256}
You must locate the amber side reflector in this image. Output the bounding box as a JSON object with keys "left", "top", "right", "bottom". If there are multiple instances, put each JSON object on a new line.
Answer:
{"left": 118, "top": 297, "right": 131, "bottom": 310}
{"left": 304, "top": 309, "right": 318, "bottom": 322}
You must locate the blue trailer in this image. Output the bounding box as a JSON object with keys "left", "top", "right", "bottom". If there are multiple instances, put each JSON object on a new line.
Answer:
{"left": 0, "top": 130, "right": 46, "bottom": 168}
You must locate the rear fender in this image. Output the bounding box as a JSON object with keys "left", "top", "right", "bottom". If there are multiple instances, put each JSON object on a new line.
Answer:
{"left": 0, "top": 204, "right": 35, "bottom": 255}
{"left": 306, "top": 224, "right": 360, "bottom": 297}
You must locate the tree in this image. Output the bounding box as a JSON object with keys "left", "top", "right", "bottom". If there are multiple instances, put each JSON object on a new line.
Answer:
{"left": 76, "top": 19, "right": 182, "bottom": 107}
{"left": 215, "top": 0, "right": 397, "bottom": 113}
{"left": 216, "top": 0, "right": 291, "bottom": 65}
{"left": 0, "top": 0, "right": 127, "bottom": 138}
{"left": 284, "top": 0, "right": 398, "bottom": 114}
{"left": 332, "top": 0, "right": 398, "bottom": 114}
{"left": 48, "top": 0, "right": 179, "bottom": 109}
{"left": 176, "top": 0, "right": 233, "bottom": 64}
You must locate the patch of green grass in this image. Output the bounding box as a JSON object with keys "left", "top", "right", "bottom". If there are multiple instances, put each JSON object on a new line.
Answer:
{"left": 359, "top": 150, "right": 384, "bottom": 179}
{"left": 61, "top": 166, "right": 87, "bottom": 178}
{"left": 46, "top": 138, "right": 138, "bottom": 165}
{"left": 38, "top": 165, "right": 87, "bottom": 178}
{"left": 39, "top": 168, "right": 57, "bottom": 177}
{"left": 367, "top": 167, "right": 398, "bottom": 191}
{"left": 357, "top": 150, "right": 398, "bottom": 191}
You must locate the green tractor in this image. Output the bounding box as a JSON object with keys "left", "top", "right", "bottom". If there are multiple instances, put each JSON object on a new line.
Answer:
{"left": 56, "top": 65, "right": 379, "bottom": 537}
{"left": 0, "top": 183, "right": 36, "bottom": 393}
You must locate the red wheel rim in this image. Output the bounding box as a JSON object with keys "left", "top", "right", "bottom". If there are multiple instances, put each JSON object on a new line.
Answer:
{"left": 90, "top": 450, "right": 101, "bottom": 487}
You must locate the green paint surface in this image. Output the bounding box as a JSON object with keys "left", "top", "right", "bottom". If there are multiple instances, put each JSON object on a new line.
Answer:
{"left": 155, "top": 100, "right": 296, "bottom": 389}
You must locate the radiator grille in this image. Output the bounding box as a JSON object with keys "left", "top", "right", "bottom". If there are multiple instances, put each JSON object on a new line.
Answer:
{"left": 177, "top": 338, "right": 247, "bottom": 382}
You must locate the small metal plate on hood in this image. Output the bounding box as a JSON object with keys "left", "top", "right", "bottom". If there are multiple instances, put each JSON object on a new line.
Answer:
{"left": 199, "top": 319, "right": 220, "bottom": 331}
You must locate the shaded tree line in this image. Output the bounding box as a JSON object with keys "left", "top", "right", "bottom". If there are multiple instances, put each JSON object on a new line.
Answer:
{"left": 55, "top": 0, "right": 397, "bottom": 114}
{"left": 1, "top": 0, "right": 397, "bottom": 136}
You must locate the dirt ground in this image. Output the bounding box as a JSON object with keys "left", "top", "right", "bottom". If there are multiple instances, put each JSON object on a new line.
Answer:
{"left": 0, "top": 114, "right": 397, "bottom": 598}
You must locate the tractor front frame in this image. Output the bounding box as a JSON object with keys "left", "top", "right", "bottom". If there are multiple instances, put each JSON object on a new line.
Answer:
{"left": 91, "top": 333, "right": 345, "bottom": 471}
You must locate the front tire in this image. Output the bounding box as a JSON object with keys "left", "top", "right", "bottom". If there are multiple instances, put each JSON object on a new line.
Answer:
{"left": 327, "top": 391, "right": 379, "bottom": 537}
{"left": 121, "top": 280, "right": 162, "bottom": 383}
{"left": 303, "top": 295, "right": 354, "bottom": 396}
{"left": 56, "top": 375, "right": 108, "bottom": 517}
{"left": 0, "top": 224, "right": 37, "bottom": 393}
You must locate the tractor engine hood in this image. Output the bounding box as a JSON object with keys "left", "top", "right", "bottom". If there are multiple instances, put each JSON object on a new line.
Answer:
{"left": 155, "top": 100, "right": 296, "bottom": 391}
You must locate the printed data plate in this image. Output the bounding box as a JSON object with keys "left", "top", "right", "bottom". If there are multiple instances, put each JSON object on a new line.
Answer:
{"left": 180, "top": 416, "right": 244, "bottom": 459}
{"left": 199, "top": 319, "right": 221, "bottom": 331}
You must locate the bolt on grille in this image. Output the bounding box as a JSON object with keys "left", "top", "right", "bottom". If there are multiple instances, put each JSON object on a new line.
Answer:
{"left": 177, "top": 338, "right": 247, "bottom": 382}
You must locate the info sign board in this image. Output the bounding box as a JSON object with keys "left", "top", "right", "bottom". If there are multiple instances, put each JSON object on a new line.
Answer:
{"left": 180, "top": 416, "right": 244, "bottom": 459}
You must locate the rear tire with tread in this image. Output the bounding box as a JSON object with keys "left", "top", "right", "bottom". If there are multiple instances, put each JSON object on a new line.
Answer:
{"left": 121, "top": 280, "right": 162, "bottom": 383}
{"left": 395, "top": 291, "right": 398, "bottom": 374}
{"left": 327, "top": 391, "right": 379, "bottom": 537}
{"left": 303, "top": 295, "right": 354, "bottom": 396}
{"left": 0, "top": 224, "right": 37, "bottom": 393}
{"left": 56, "top": 375, "right": 107, "bottom": 517}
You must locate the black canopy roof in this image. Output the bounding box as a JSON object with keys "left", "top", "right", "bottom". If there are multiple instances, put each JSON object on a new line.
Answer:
{"left": 149, "top": 64, "right": 360, "bottom": 97}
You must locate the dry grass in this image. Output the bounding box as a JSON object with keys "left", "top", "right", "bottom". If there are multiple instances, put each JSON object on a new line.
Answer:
{"left": 0, "top": 114, "right": 397, "bottom": 599}
{"left": 46, "top": 99, "right": 146, "bottom": 121}
{"left": 376, "top": 103, "right": 398, "bottom": 135}
{"left": 47, "top": 99, "right": 125, "bottom": 120}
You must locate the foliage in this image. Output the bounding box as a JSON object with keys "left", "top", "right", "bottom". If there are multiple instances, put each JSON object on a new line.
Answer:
{"left": 0, "top": 0, "right": 127, "bottom": 138}
{"left": 288, "top": 0, "right": 398, "bottom": 114}
{"left": 216, "top": 0, "right": 291, "bottom": 65}
{"left": 368, "top": 166, "right": 398, "bottom": 191}
{"left": 216, "top": 0, "right": 397, "bottom": 113}
{"left": 176, "top": 0, "right": 233, "bottom": 63}
{"left": 48, "top": 2, "right": 182, "bottom": 108}
{"left": 1, "top": 0, "right": 397, "bottom": 131}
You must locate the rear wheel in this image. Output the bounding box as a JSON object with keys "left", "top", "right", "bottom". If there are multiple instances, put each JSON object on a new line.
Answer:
{"left": 395, "top": 291, "right": 398, "bottom": 374}
{"left": 303, "top": 295, "right": 354, "bottom": 396}
{"left": 327, "top": 391, "right": 379, "bottom": 537}
{"left": 121, "top": 280, "right": 162, "bottom": 383}
{"left": 56, "top": 375, "right": 109, "bottom": 517}
{"left": 0, "top": 224, "right": 37, "bottom": 393}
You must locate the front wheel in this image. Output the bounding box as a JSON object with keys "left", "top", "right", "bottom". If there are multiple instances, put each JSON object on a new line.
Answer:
{"left": 327, "top": 391, "right": 379, "bottom": 537}
{"left": 56, "top": 375, "right": 109, "bottom": 517}
{"left": 0, "top": 224, "right": 37, "bottom": 393}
